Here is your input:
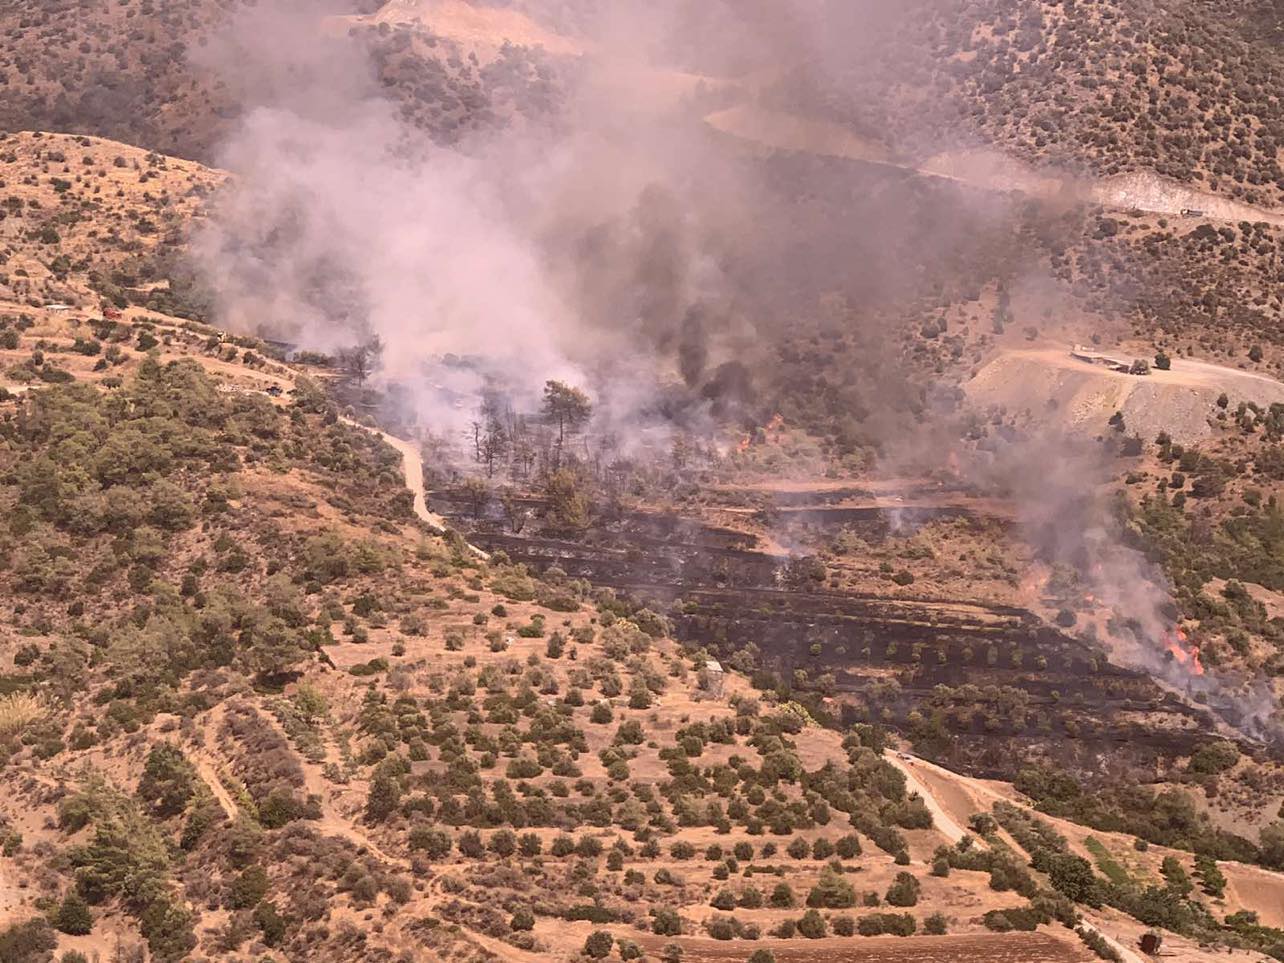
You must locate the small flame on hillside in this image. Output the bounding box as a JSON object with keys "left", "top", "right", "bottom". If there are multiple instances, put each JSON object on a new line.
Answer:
{"left": 1165, "top": 627, "right": 1205, "bottom": 677}
{"left": 734, "top": 414, "right": 786, "bottom": 455}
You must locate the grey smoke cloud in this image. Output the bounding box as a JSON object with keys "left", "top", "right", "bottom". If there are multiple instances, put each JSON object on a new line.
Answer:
{"left": 198, "top": 104, "right": 581, "bottom": 379}
{"left": 191, "top": 0, "right": 995, "bottom": 434}
{"left": 193, "top": 1, "right": 777, "bottom": 433}
{"left": 190, "top": 1, "right": 1279, "bottom": 736}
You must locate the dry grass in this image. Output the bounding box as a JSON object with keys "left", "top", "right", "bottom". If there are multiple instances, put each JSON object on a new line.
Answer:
{"left": 0, "top": 692, "right": 45, "bottom": 736}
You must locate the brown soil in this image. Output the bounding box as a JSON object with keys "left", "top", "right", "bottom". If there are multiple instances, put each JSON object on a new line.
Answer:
{"left": 1221, "top": 863, "right": 1284, "bottom": 929}
{"left": 640, "top": 931, "right": 1093, "bottom": 962}
{"left": 706, "top": 103, "right": 1284, "bottom": 227}
{"left": 349, "top": 0, "right": 584, "bottom": 58}
{"left": 965, "top": 345, "right": 1284, "bottom": 444}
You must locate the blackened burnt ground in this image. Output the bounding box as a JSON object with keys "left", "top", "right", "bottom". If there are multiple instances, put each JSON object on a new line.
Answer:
{"left": 430, "top": 485, "right": 1244, "bottom": 785}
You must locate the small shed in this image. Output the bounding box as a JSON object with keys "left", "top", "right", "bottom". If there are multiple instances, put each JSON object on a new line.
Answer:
{"left": 702, "top": 659, "right": 726, "bottom": 699}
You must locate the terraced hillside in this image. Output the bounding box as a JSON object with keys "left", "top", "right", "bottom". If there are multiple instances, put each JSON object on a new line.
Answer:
{"left": 0, "top": 318, "right": 1110, "bottom": 961}
{"left": 2, "top": 4, "right": 1284, "bottom": 962}
{"left": 1, "top": 305, "right": 1282, "bottom": 962}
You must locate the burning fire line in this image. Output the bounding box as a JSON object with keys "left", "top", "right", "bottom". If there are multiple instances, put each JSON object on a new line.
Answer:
{"left": 734, "top": 413, "right": 786, "bottom": 455}
{"left": 1164, "top": 627, "right": 1204, "bottom": 676}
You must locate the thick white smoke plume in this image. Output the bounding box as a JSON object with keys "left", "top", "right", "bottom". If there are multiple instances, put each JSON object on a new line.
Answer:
{"left": 197, "top": 105, "right": 585, "bottom": 401}
{"left": 193, "top": 0, "right": 988, "bottom": 436}
{"left": 192, "top": 1, "right": 774, "bottom": 434}
{"left": 189, "top": 1, "right": 1277, "bottom": 737}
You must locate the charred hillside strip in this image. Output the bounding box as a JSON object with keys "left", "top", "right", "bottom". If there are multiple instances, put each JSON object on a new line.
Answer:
{"left": 432, "top": 487, "right": 1238, "bottom": 784}
{"left": 676, "top": 588, "right": 1216, "bottom": 777}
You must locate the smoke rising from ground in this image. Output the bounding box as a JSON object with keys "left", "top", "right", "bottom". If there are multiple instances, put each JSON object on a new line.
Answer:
{"left": 193, "top": 0, "right": 1025, "bottom": 436}
{"left": 189, "top": 1, "right": 1274, "bottom": 735}
{"left": 194, "top": 1, "right": 781, "bottom": 435}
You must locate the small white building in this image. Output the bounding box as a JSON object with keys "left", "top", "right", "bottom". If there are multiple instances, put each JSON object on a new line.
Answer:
{"left": 702, "top": 659, "right": 726, "bottom": 699}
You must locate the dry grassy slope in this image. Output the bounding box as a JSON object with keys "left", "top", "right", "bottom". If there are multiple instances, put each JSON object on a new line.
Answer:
{"left": 899, "top": 756, "right": 1284, "bottom": 961}
{"left": 352, "top": 0, "right": 584, "bottom": 59}
{"left": 0, "top": 326, "right": 1101, "bottom": 962}
{"left": 770, "top": 0, "right": 1284, "bottom": 208}
{"left": 0, "top": 256, "right": 1279, "bottom": 962}
{"left": 0, "top": 0, "right": 561, "bottom": 161}
{"left": 0, "top": 130, "right": 223, "bottom": 311}
{"left": 964, "top": 346, "right": 1284, "bottom": 445}
{"left": 4, "top": 322, "right": 1276, "bottom": 961}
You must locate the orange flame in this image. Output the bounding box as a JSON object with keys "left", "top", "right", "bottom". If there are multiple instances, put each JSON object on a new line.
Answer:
{"left": 946, "top": 450, "right": 962, "bottom": 478}
{"left": 1165, "top": 628, "right": 1204, "bottom": 676}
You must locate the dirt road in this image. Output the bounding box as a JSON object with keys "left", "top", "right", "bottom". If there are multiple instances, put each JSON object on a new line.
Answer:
{"left": 1076, "top": 917, "right": 1146, "bottom": 963}
{"left": 191, "top": 754, "right": 240, "bottom": 822}
{"left": 885, "top": 751, "right": 968, "bottom": 846}
{"left": 350, "top": 421, "right": 449, "bottom": 529}
{"left": 338, "top": 417, "right": 489, "bottom": 559}
{"left": 707, "top": 103, "right": 1284, "bottom": 226}
{"left": 998, "top": 348, "right": 1284, "bottom": 393}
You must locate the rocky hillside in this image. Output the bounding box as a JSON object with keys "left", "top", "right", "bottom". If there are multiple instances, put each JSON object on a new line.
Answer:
{"left": 771, "top": 0, "right": 1284, "bottom": 208}
{"left": 0, "top": 0, "right": 561, "bottom": 162}
{"left": 0, "top": 307, "right": 1282, "bottom": 962}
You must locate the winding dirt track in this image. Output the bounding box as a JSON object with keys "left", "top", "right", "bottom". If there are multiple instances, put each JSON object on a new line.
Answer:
{"left": 886, "top": 752, "right": 1144, "bottom": 963}
{"left": 706, "top": 103, "right": 1284, "bottom": 226}
{"left": 191, "top": 754, "right": 239, "bottom": 821}
{"left": 338, "top": 417, "right": 448, "bottom": 529}
{"left": 338, "top": 416, "right": 491, "bottom": 558}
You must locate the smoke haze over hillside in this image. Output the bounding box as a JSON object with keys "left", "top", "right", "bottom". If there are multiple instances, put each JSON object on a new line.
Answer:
{"left": 192, "top": 0, "right": 1029, "bottom": 432}
{"left": 189, "top": 1, "right": 1280, "bottom": 738}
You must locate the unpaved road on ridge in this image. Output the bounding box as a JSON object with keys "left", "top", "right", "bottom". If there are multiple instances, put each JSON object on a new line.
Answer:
{"left": 1002, "top": 348, "right": 1284, "bottom": 393}
{"left": 706, "top": 103, "right": 1284, "bottom": 226}
{"left": 885, "top": 751, "right": 967, "bottom": 846}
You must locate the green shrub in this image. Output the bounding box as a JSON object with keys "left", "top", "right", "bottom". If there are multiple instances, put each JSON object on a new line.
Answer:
{"left": 584, "top": 930, "right": 613, "bottom": 958}
{"left": 797, "top": 909, "right": 826, "bottom": 938}
{"left": 226, "top": 864, "right": 269, "bottom": 909}
{"left": 857, "top": 913, "right": 916, "bottom": 936}
{"left": 0, "top": 919, "right": 57, "bottom": 962}
{"left": 253, "top": 900, "right": 287, "bottom": 946}
{"left": 52, "top": 891, "right": 93, "bottom": 935}
{"left": 884, "top": 871, "right": 920, "bottom": 907}
{"left": 807, "top": 866, "right": 856, "bottom": 908}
